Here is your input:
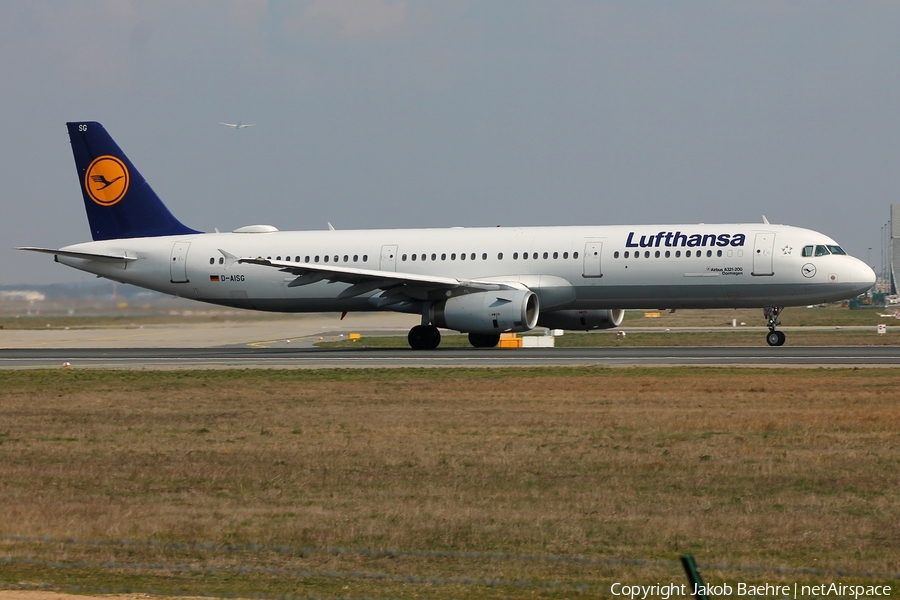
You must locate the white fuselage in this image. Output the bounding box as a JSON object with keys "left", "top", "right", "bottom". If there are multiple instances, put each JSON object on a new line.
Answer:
{"left": 54, "top": 223, "right": 875, "bottom": 318}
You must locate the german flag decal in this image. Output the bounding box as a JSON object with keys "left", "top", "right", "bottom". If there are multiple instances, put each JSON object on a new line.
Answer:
{"left": 210, "top": 275, "right": 220, "bottom": 282}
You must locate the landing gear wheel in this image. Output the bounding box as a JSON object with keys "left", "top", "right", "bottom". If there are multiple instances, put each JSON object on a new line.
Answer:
{"left": 408, "top": 325, "right": 441, "bottom": 350}
{"left": 766, "top": 330, "right": 785, "bottom": 347}
{"left": 468, "top": 332, "right": 501, "bottom": 348}
{"left": 763, "top": 307, "right": 786, "bottom": 346}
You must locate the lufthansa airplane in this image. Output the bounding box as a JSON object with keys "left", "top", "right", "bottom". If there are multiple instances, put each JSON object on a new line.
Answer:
{"left": 20, "top": 122, "right": 876, "bottom": 349}
{"left": 219, "top": 121, "right": 254, "bottom": 129}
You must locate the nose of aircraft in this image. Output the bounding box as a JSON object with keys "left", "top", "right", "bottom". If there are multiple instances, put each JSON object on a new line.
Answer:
{"left": 849, "top": 257, "right": 876, "bottom": 294}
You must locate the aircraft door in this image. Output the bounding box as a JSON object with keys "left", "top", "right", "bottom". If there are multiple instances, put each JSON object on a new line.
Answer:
{"left": 583, "top": 241, "right": 603, "bottom": 278}
{"left": 380, "top": 245, "right": 398, "bottom": 272}
{"left": 170, "top": 241, "right": 191, "bottom": 283}
{"left": 752, "top": 232, "right": 775, "bottom": 276}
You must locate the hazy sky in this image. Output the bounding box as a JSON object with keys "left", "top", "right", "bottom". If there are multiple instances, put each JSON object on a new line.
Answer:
{"left": 3, "top": 1, "right": 899, "bottom": 285}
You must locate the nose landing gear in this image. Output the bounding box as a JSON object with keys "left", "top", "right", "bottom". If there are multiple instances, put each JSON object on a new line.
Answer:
{"left": 764, "top": 306, "right": 785, "bottom": 346}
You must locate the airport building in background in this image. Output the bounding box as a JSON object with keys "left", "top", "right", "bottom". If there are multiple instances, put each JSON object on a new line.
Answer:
{"left": 890, "top": 204, "right": 900, "bottom": 294}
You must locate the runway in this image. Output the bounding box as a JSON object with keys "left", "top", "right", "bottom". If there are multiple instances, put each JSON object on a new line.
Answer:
{"left": 2, "top": 345, "right": 900, "bottom": 369}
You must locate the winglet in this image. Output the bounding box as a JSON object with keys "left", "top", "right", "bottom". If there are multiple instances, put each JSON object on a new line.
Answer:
{"left": 762, "top": 215, "right": 770, "bottom": 225}
{"left": 217, "top": 248, "right": 239, "bottom": 268}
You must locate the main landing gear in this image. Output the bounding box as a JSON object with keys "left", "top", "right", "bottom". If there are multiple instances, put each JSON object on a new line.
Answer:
{"left": 408, "top": 324, "right": 441, "bottom": 350}
{"left": 407, "top": 327, "right": 502, "bottom": 350}
{"left": 764, "top": 306, "right": 786, "bottom": 346}
{"left": 468, "top": 332, "right": 501, "bottom": 348}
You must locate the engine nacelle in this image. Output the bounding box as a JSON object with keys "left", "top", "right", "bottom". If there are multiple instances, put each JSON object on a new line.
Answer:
{"left": 432, "top": 290, "right": 539, "bottom": 333}
{"left": 537, "top": 309, "right": 625, "bottom": 331}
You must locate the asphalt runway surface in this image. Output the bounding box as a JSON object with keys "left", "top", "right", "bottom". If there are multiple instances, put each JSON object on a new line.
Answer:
{"left": 2, "top": 345, "right": 900, "bottom": 369}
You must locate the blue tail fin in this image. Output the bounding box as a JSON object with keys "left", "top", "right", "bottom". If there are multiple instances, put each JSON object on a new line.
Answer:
{"left": 67, "top": 122, "right": 200, "bottom": 240}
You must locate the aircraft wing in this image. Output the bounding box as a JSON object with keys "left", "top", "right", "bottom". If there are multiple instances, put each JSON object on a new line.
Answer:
{"left": 17, "top": 247, "right": 137, "bottom": 263}
{"left": 236, "top": 255, "right": 520, "bottom": 301}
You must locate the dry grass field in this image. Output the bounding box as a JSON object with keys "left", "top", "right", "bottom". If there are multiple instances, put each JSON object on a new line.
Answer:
{"left": 0, "top": 368, "right": 897, "bottom": 599}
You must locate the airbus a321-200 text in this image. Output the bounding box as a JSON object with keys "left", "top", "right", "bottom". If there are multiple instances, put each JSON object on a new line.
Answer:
{"left": 20, "top": 122, "right": 876, "bottom": 349}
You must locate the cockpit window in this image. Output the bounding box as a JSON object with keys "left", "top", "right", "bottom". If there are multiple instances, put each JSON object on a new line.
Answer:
{"left": 827, "top": 245, "right": 846, "bottom": 255}
{"left": 814, "top": 245, "right": 830, "bottom": 257}
{"left": 801, "top": 245, "right": 813, "bottom": 257}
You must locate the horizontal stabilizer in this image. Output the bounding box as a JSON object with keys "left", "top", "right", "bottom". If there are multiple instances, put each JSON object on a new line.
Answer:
{"left": 17, "top": 247, "right": 137, "bottom": 263}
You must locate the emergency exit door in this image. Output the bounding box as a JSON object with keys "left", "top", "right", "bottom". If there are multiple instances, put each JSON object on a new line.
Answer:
{"left": 380, "top": 245, "right": 398, "bottom": 272}
{"left": 583, "top": 241, "right": 603, "bottom": 278}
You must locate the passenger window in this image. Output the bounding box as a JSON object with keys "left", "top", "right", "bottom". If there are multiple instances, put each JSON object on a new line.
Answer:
{"left": 451, "top": 253, "right": 456, "bottom": 260}
{"left": 563, "top": 252, "right": 569, "bottom": 259}
{"left": 334, "top": 256, "right": 338, "bottom": 263}
{"left": 324, "top": 255, "right": 329, "bottom": 262}
{"left": 543, "top": 252, "right": 548, "bottom": 259}
{"left": 353, "top": 255, "right": 358, "bottom": 262}
{"left": 686, "top": 250, "right": 691, "bottom": 257}
{"left": 706, "top": 250, "right": 712, "bottom": 257}
{"left": 573, "top": 252, "right": 579, "bottom": 259}
{"left": 815, "top": 245, "right": 830, "bottom": 257}
{"left": 802, "top": 246, "right": 813, "bottom": 257}
{"left": 441, "top": 253, "right": 446, "bottom": 260}
{"left": 305, "top": 256, "right": 310, "bottom": 263}
{"left": 482, "top": 253, "right": 487, "bottom": 260}
{"left": 498, "top": 253, "right": 503, "bottom": 260}
{"left": 402, "top": 254, "right": 407, "bottom": 261}
{"left": 644, "top": 251, "right": 650, "bottom": 258}
{"left": 827, "top": 245, "right": 846, "bottom": 255}
{"left": 209, "top": 258, "right": 214, "bottom": 265}
{"left": 363, "top": 255, "right": 368, "bottom": 262}
{"left": 623, "top": 251, "right": 629, "bottom": 258}
{"left": 315, "top": 256, "right": 320, "bottom": 263}
{"left": 553, "top": 252, "right": 558, "bottom": 259}
{"left": 614, "top": 251, "right": 620, "bottom": 258}
{"left": 665, "top": 251, "right": 670, "bottom": 258}
{"left": 219, "top": 257, "right": 224, "bottom": 265}
{"left": 634, "top": 252, "right": 639, "bottom": 259}
{"left": 343, "top": 255, "right": 348, "bottom": 262}
{"left": 532, "top": 252, "right": 538, "bottom": 259}
{"left": 432, "top": 254, "right": 437, "bottom": 261}
{"left": 716, "top": 250, "right": 722, "bottom": 257}
{"left": 513, "top": 252, "right": 518, "bottom": 259}
{"left": 285, "top": 256, "right": 291, "bottom": 262}
{"left": 411, "top": 254, "right": 416, "bottom": 261}
{"left": 460, "top": 253, "right": 466, "bottom": 260}
{"left": 295, "top": 256, "right": 300, "bottom": 262}
{"left": 276, "top": 256, "right": 281, "bottom": 261}
{"left": 676, "top": 251, "right": 681, "bottom": 258}
{"left": 655, "top": 251, "right": 660, "bottom": 258}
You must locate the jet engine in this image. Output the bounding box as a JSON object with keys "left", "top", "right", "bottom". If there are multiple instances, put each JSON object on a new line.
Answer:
{"left": 432, "top": 290, "right": 539, "bottom": 333}
{"left": 537, "top": 309, "right": 625, "bottom": 331}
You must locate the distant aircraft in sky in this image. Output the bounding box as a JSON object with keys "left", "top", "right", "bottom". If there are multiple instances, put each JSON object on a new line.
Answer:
{"left": 220, "top": 121, "right": 254, "bottom": 129}
{"left": 19, "top": 122, "right": 876, "bottom": 349}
